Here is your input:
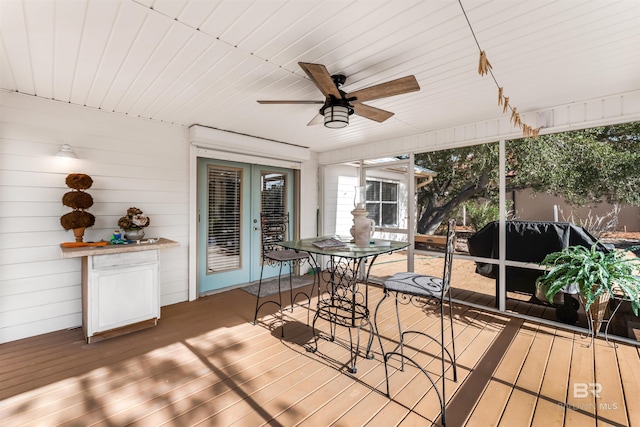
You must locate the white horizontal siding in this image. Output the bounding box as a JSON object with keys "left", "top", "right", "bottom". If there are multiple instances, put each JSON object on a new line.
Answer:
{"left": 0, "top": 91, "right": 189, "bottom": 343}
{"left": 322, "top": 164, "right": 358, "bottom": 237}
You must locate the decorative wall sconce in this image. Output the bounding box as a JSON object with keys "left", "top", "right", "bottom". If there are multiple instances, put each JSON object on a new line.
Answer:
{"left": 56, "top": 144, "right": 78, "bottom": 158}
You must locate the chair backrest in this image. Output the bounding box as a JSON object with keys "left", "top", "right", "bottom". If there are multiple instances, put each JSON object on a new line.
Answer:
{"left": 441, "top": 218, "right": 457, "bottom": 293}
{"left": 260, "top": 212, "right": 290, "bottom": 258}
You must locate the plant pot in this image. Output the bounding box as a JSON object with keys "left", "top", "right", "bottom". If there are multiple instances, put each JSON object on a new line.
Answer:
{"left": 535, "top": 282, "right": 564, "bottom": 305}
{"left": 588, "top": 290, "right": 611, "bottom": 337}
{"left": 72, "top": 227, "right": 86, "bottom": 242}
{"left": 124, "top": 228, "right": 145, "bottom": 241}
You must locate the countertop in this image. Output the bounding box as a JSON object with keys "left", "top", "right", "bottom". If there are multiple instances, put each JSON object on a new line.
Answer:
{"left": 60, "top": 238, "right": 179, "bottom": 258}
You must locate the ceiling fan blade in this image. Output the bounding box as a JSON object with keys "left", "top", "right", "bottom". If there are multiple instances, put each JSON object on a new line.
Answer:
{"left": 257, "top": 100, "right": 324, "bottom": 104}
{"left": 347, "top": 75, "right": 420, "bottom": 103}
{"left": 307, "top": 114, "right": 324, "bottom": 126}
{"left": 352, "top": 103, "right": 395, "bottom": 122}
{"left": 298, "top": 62, "right": 342, "bottom": 99}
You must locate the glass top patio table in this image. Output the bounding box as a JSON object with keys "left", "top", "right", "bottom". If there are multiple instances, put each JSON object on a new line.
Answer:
{"left": 279, "top": 236, "right": 409, "bottom": 373}
{"left": 278, "top": 236, "right": 409, "bottom": 258}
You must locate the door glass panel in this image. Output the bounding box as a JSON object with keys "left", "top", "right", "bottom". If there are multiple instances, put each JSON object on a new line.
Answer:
{"left": 207, "top": 165, "right": 242, "bottom": 273}
{"left": 261, "top": 172, "right": 287, "bottom": 216}
{"left": 258, "top": 171, "right": 289, "bottom": 275}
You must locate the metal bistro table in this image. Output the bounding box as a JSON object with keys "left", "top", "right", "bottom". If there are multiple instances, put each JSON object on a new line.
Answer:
{"left": 279, "top": 236, "right": 409, "bottom": 373}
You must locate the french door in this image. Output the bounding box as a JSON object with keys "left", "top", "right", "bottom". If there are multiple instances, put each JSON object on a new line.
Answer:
{"left": 197, "top": 158, "right": 295, "bottom": 294}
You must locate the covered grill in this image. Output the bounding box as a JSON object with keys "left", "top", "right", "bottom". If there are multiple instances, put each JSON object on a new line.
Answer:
{"left": 467, "top": 220, "right": 611, "bottom": 322}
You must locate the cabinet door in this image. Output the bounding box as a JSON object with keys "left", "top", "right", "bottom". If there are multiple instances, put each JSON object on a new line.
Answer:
{"left": 91, "top": 263, "right": 159, "bottom": 333}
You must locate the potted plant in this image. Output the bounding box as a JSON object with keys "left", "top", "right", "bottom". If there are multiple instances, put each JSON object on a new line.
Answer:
{"left": 536, "top": 243, "right": 640, "bottom": 336}
{"left": 60, "top": 173, "right": 95, "bottom": 242}
{"left": 118, "top": 207, "right": 150, "bottom": 241}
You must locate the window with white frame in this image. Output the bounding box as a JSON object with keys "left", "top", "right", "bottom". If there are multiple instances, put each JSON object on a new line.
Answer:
{"left": 365, "top": 179, "right": 398, "bottom": 227}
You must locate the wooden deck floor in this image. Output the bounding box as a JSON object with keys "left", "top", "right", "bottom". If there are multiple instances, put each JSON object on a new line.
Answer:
{"left": 1, "top": 282, "right": 639, "bottom": 426}
{"left": 369, "top": 251, "right": 638, "bottom": 339}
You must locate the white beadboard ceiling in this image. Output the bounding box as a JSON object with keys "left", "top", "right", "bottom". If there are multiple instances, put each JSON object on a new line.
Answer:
{"left": 1, "top": 0, "right": 638, "bottom": 153}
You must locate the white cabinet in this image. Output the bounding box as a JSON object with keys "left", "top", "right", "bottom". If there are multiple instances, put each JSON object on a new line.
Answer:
{"left": 82, "top": 250, "right": 160, "bottom": 343}
{"left": 61, "top": 238, "right": 178, "bottom": 343}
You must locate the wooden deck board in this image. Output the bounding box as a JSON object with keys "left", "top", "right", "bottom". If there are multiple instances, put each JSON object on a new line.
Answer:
{"left": 407, "top": 302, "right": 497, "bottom": 424}
{"left": 565, "top": 332, "right": 597, "bottom": 427}
{"left": 499, "top": 323, "right": 554, "bottom": 426}
{"left": 593, "top": 341, "right": 629, "bottom": 426}
{"left": 615, "top": 344, "right": 640, "bottom": 427}
{"left": 0, "top": 282, "right": 637, "bottom": 427}
{"left": 465, "top": 319, "right": 537, "bottom": 426}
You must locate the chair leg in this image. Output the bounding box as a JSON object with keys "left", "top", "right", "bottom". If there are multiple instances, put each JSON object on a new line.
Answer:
{"left": 348, "top": 327, "right": 357, "bottom": 373}
{"left": 288, "top": 265, "right": 295, "bottom": 312}
{"left": 253, "top": 261, "right": 287, "bottom": 337}
{"left": 448, "top": 293, "right": 458, "bottom": 382}
{"left": 364, "top": 315, "right": 375, "bottom": 360}
{"left": 277, "top": 263, "right": 285, "bottom": 337}
{"left": 440, "top": 297, "right": 447, "bottom": 424}
{"left": 306, "top": 266, "right": 317, "bottom": 325}
{"left": 307, "top": 308, "right": 321, "bottom": 354}
{"left": 394, "top": 295, "right": 406, "bottom": 372}
{"left": 373, "top": 291, "right": 391, "bottom": 396}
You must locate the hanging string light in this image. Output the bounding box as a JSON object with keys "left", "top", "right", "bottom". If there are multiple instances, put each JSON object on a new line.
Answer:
{"left": 459, "top": 0, "right": 541, "bottom": 138}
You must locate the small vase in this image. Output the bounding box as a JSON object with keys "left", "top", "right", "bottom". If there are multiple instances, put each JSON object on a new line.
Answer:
{"left": 351, "top": 208, "right": 373, "bottom": 247}
{"left": 124, "top": 228, "right": 145, "bottom": 241}
{"left": 72, "top": 227, "right": 86, "bottom": 242}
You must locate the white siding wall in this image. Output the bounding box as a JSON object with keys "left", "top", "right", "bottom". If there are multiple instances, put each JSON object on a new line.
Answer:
{"left": 299, "top": 152, "right": 319, "bottom": 239}
{"left": 322, "top": 164, "right": 408, "bottom": 241}
{"left": 322, "top": 164, "right": 358, "bottom": 236}
{"left": 0, "top": 92, "right": 189, "bottom": 343}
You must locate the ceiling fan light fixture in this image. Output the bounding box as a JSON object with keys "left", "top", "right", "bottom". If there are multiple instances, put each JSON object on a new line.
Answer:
{"left": 323, "top": 105, "right": 349, "bottom": 128}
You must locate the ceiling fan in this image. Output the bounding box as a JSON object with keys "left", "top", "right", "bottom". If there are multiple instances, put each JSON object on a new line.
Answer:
{"left": 257, "top": 62, "right": 420, "bottom": 128}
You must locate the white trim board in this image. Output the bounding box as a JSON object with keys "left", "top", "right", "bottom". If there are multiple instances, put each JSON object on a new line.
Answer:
{"left": 194, "top": 147, "right": 301, "bottom": 170}
{"left": 189, "top": 125, "right": 310, "bottom": 164}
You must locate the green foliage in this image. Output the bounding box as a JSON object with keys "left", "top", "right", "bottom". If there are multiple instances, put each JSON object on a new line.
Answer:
{"left": 508, "top": 122, "right": 640, "bottom": 206}
{"left": 415, "top": 143, "right": 499, "bottom": 234}
{"left": 464, "top": 199, "right": 514, "bottom": 231}
{"left": 536, "top": 244, "right": 640, "bottom": 315}
{"left": 414, "top": 122, "right": 640, "bottom": 234}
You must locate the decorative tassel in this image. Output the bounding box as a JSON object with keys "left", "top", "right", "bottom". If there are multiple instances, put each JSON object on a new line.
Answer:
{"left": 472, "top": 45, "right": 540, "bottom": 137}
{"left": 478, "top": 51, "right": 492, "bottom": 76}
{"left": 510, "top": 107, "right": 521, "bottom": 127}
{"left": 502, "top": 96, "right": 509, "bottom": 114}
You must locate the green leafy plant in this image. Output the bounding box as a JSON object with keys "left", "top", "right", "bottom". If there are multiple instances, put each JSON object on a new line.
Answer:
{"left": 536, "top": 244, "right": 640, "bottom": 316}
{"left": 464, "top": 199, "right": 514, "bottom": 232}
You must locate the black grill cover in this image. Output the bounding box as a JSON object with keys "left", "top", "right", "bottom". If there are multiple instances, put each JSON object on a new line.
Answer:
{"left": 467, "top": 220, "right": 610, "bottom": 295}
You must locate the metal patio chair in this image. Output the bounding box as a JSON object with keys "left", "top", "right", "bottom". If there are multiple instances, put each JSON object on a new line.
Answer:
{"left": 373, "top": 218, "right": 458, "bottom": 426}
{"left": 252, "top": 212, "right": 314, "bottom": 336}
